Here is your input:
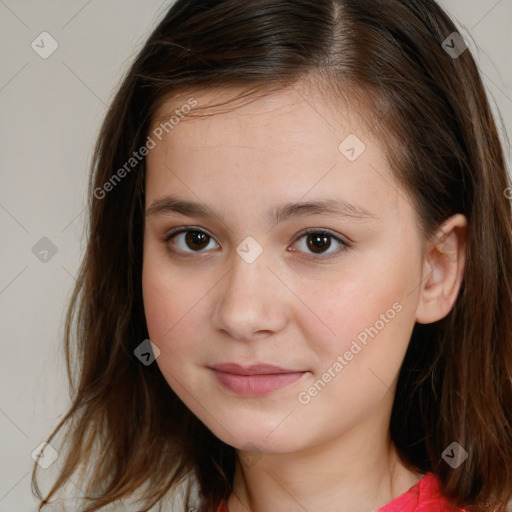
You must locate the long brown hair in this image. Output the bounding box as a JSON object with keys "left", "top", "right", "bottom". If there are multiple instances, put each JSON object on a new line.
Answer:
{"left": 32, "top": 1, "right": 512, "bottom": 511}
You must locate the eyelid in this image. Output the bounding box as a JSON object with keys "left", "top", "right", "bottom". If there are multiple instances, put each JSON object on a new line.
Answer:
{"left": 163, "top": 225, "right": 215, "bottom": 241}
{"left": 293, "top": 227, "right": 352, "bottom": 246}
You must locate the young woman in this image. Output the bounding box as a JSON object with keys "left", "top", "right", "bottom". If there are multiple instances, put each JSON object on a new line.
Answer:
{"left": 32, "top": 1, "right": 512, "bottom": 511}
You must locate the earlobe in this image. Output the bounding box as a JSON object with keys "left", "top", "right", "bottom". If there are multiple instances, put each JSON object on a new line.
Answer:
{"left": 415, "top": 214, "right": 468, "bottom": 325}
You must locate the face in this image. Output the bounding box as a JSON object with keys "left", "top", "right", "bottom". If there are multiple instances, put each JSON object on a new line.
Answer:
{"left": 142, "top": 82, "right": 425, "bottom": 454}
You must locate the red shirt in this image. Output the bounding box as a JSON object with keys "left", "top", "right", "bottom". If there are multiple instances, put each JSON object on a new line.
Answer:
{"left": 216, "top": 472, "right": 468, "bottom": 511}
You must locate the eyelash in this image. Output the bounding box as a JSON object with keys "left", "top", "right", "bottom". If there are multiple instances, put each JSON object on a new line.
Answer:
{"left": 162, "top": 226, "right": 351, "bottom": 260}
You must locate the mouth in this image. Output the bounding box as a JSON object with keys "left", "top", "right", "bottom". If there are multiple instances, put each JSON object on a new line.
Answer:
{"left": 208, "top": 363, "right": 308, "bottom": 396}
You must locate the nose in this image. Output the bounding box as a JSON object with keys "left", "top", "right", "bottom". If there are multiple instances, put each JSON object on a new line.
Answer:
{"left": 211, "top": 248, "right": 289, "bottom": 342}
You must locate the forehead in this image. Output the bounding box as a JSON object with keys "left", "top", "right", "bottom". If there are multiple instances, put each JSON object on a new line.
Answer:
{"left": 148, "top": 83, "right": 374, "bottom": 164}
{"left": 144, "top": 82, "right": 406, "bottom": 226}
{"left": 151, "top": 79, "right": 371, "bottom": 133}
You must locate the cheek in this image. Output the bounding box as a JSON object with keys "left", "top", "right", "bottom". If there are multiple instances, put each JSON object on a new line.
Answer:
{"left": 290, "top": 267, "right": 417, "bottom": 427}
{"left": 296, "top": 258, "right": 416, "bottom": 350}
{"left": 142, "top": 246, "right": 190, "bottom": 353}
{"left": 142, "top": 248, "right": 218, "bottom": 374}
{"left": 142, "top": 245, "right": 171, "bottom": 342}
{"left": 142, "top": 274, "right": 173, "bottom": 345}
{"left": 142, "top": 272, "right": 198, "bottom": 394}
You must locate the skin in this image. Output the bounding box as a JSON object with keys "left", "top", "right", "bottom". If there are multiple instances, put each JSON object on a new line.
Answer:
{"left": 142, "top": 80, "right": 467, "bottom": 512}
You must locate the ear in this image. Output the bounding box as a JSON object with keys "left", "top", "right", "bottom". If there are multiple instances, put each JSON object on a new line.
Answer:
{"left": 415, "top": 214, "right": 468, "bottom": 324}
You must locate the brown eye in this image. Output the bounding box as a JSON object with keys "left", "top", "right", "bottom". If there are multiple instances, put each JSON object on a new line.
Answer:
{"left": 184, "top": 231, "right": 210, "bottom": 251}
{"left": 306, "top": 233, "right": 331, "bottom": 254}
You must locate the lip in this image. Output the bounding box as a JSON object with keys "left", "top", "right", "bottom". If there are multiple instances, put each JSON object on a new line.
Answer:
{"left": 211, "top": 363, "right": 302, "bottom": 375}
{"left": 209, "top": 363, "right": 308, "bottom": 396}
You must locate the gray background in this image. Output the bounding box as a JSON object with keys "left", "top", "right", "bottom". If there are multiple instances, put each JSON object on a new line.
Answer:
{"left": 0, "top": 1, "right": 511, "bottom": 510}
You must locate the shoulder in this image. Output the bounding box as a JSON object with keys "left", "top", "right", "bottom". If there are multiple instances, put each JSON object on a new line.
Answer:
{"left": 378, "top": 472, "right": 468, "bottom": 512}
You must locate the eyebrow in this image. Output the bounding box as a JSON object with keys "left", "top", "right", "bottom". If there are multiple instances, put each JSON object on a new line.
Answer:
{"left": 145, "top": 195, "right": 378, "bottom": 224}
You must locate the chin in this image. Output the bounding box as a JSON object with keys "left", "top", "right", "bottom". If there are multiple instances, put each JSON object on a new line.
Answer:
{"left": 202, "top": 413, "right": 304, "bottom": 454}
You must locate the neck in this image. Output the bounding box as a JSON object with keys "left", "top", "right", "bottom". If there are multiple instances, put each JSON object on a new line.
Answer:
{"left": 227, "top": 406, "right": 423, "bottom": 512}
